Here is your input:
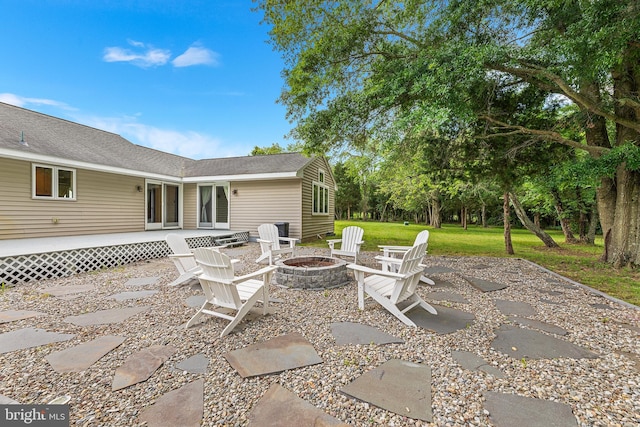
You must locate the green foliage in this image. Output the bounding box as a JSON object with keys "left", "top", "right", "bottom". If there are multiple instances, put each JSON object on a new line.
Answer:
{"left": 579, "top": 143, "right": 640, "bottom": 178}
{"left": 250, "top": 143, "right": 287, "bottom": 156}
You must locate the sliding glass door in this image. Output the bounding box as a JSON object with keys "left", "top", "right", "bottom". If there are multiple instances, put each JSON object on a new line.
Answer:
{"left": 146, "top": 180, "right": 181, "bottom": 230}
{"left": 197, "top": 183, "right": 229, "bottom": 229}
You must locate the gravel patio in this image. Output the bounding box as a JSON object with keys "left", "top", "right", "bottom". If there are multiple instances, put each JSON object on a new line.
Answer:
{"left": 0, "top": 243, "right": 638, "bottom": 426}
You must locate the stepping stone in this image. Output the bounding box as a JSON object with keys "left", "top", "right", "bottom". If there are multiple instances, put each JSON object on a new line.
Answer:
{"left": 591, "top": 302, "right": 617, "bottom": 310}
{"left": 484, "top": 391, "right": 578, "bottom": 427}
{"left": 186, "top": 295, "right": 206, "bottom": 308}
{"left": 613, "top": 321, "right": 640, "bottom": 334}
{"left": 491, "top": 325, "right": 598, "bottom": 360}
{"left": 426, "top": 291, "right": 469, "bottom": 304}
{"left": 471, "top": 263, "right": 491, "bottom": 270}
{"left": 139, "top": 379, "right": 204, "bottom": 427}
{"left": 464, "top": 276, "right": 508, "bottom": 292}
{"left": 175, "top": 354, "right": 209, "bottom": 374}
{"left": 494, "top": 299, "right": 536, "bottom": 317}
{"left": 112, "top": 345, "right": 177, "bottom": 391}
{"left": 46, "top": 335, "right": 126, "bottom": 373}
{"left": 248, "top": 384, "right": 348, "bottom": 427}
{"left": 0, "top": 394, "right": 20, "bottom": 404}
{"left": 451, "top": 350, "right": 505, "bottom": 378}
{"left": 423, "top": 265, "right": 457, "bottom": 275}
{"left": 429, "top": 277, "right": 454, "bottom": 289}
{"left": 616, "top": 351, "right": 640, "bottom": 372}
{"left": 125, "top": 277, "right": 160, "bottom": 287}
{"left": 538, "top": 289, "right": 563, "bottom": 296}
{"left": 107, "top": 290, "right": 158, "bottom": 301}
{"left": 64, "top": 306, "right": 150, "bottom": 326}
{"left": 341, "top": 359, "right": 432, "bottom": 422}
{"left": 508, "top": 316, "right": 568, "bottom": 336}
{"left": 224, "top": 333, "right": 322, "bottom": 378}
{"left": 0, "top": 328, "right": 75, "bottom": 354}
{"left": 331, "top": 322, "right": 404, "bottom": 345}
{"left": 0, "top": 310, "right": 45, "bottom": 323}
{"left": 407, "top": 304, "right": 475, "bottom": 334}
{"left": 540, "top": 298, "right": 562, "bottom": 305}
{"left": 38, "top": 284, "right": 94, "bottom": 297}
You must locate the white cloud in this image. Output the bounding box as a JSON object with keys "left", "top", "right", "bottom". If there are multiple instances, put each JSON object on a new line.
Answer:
{"left": 0, "top": 93, "right": 74, "bottom": 110}
{"left": 103, "top": 40, "right": 171, "bottom": 68}
{"left": 77, "top": 114, "right": 224, "bottom": 159}
{"left": 172, "top": 46, "right": 219, "bottom": 67}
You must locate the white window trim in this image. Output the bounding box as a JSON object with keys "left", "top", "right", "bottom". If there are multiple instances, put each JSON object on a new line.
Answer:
{"left": 32, "top": 163, "right": 77, "bottom": 201}
{"left": 312, "top": 180, "right": 330, "bottom": 215}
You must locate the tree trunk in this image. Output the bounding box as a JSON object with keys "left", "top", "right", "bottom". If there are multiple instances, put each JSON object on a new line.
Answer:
{"left": 550, "top": 188, "right": 578, "bottom": 243}
{"left": 430, "top": 193, "right": 442, "bottom": 228}
{"left": 481, "top": 203, "right": 487, "bottom": 228}
{"left": 586, "top": 204, "right": 598, "bottom": 245}
{"left": 509, "top": 192, "right": 560, "bottom": 248}
{"left": 608, "top": 167, "right": 640, "bottom": 267}
{"left": 461, "top": 206, "right": 467, "bottom": 229}
{"left": 534, "top": 212, "right": 540, "bottom": 227}
{"left": 503, "top": 192, "right": 514, "bottom": 255}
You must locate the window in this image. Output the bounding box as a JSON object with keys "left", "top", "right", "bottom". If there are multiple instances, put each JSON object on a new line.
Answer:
{"left": 313, "top": 169, "right": 329, "bottom": 214}
{"left": 33, "top": 164, "right": 76, "bottom": 200}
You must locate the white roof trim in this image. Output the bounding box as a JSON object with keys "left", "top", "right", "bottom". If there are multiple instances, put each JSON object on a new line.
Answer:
{"left": 0, "top": 147, "right": 179, "bottom": 181}
{"left": 182, "top": 171, "right": 303, "bottom": 183}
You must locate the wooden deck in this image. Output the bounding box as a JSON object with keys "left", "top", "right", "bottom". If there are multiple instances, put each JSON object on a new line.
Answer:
{"left": 0, "top": 229, "right": 250, "bottom": 285}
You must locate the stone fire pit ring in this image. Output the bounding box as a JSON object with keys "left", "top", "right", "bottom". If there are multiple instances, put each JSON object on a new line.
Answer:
{"left": 274, "top": 256, "right": 352, "bottom": 290}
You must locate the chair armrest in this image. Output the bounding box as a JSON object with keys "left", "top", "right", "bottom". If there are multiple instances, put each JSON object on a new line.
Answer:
{"left": 375, "top": 255, "right": 403, "bottom": 264}
{"left": 233, "top": 265, "right": 278, "bottom": 283}
{"left": 346, "top": 263, "right": 405, "bottom": 279}
{"left": 326, "top": 239, "right": 342, "bottom": 244}
{"left": 169, "top": 253, "right": 194, "bottom": 259}
{"left": 257, "top": 239, "right": 273, "bottom": 245}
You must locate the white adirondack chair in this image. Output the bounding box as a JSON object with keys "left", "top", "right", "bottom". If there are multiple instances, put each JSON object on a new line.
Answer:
{"left": 377, "top": 230, "right": 434, "bottom": 285}
{"left": 256, "top": 223, "right": 298, "bottom": 265}
{"left": 347, "top": 242, "right": 437, "bottom": 327}
{"left": 166, "top": 234, "right": 203, "bottom": 287}
{"left": 327, "top": 226, "right": 364, "bottom": 263}
{"left": 186, "top": 247, "right": 277, "bottom": 337}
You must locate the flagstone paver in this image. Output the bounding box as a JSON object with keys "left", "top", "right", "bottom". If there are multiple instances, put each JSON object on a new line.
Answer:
{"left": 37, "top": 284, "right": 95, "bottom": 297}
{"left": 138, "top": 379, "right": 204, "bottom": 427}
{"left": 341, "top": 359, "right": 433, "bottom": 422}
{"left": 429, "top": 277, "right": 455, "bottom": 289}
{"left": 112, "top": 345, "right": 178, "bottom": 391}
{"left": 508, "top": 316, "right": 568, "bottom": 336}
{"left": 106, "top": 290, "right": 158, "bottom": 301}
{"left": 125, "top": 277, "right": 160, "bottom": 287}
{"left": 494, "top": 299, "right": 536, "bottom": 317}
{"left": 248, "top": 384, "right": 349, "bottom": 427}
{"left": 0, "top": 309, "right": 45, "bottom": 323}
{"left": 224, "top": 333, "right": 323, "bottom": 378}
{"left": 538, "top": 289, "right": 564, "bottom": 296}
{"left": 186, "top": 295, "right": 206, "bottom": 308}
{"left": 540, "top": 298, "right": 562, "bottom": 305}
{"left": 464, "top": 276, "right": 509, "bottom": 292}
{"left": 426, "top": 291, "right": 470, "bottom": 304}
{"left": 451, "top": 350, "right": 505, "bottom": 378}
{"left": 407, "top": 304, "right": 475, "bottom": 334}
{"left": 484, "top": 391, "right": 578, "bottom": 427}
{"left": 491, "top": 325, "right": 598, "bottom": 360}
{"left": 331, "top": 322, "right": 404, "bottom": 345}
{"left": 423, "top": 265, "right": 458, "bottom": 275}
{"left": 0, "top": 327, "right": 75, "bottom": 354}
{"left": 64, "top": 306, "right": 150, "bottom": 326}
{"left": 591, "top": 302, "right": 617, "bottom": 310}
{"left": 0, "top": 394, "right": 20, "bottom": 404}
{"left": 175, "top": 354, "right": 209, "bottom": 374}
{"left": 46, "top": 335, "right": 126, "bottom": 373}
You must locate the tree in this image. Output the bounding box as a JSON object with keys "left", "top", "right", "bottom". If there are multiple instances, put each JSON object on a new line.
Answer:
{"left": 333, "top": 161, "right": 361, "bottom": 219}
{"left": 257, "top": 0, "right": 640, "bottom": 266}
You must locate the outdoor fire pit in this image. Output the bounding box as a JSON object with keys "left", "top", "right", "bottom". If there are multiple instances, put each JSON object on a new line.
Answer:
{"left": 274, "top": 256, "right": 351, "bottom": 290}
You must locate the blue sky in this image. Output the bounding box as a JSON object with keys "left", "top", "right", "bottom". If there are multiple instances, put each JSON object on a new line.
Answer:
{"left": 0, "top": 0, "right": 292, "bottom": 159}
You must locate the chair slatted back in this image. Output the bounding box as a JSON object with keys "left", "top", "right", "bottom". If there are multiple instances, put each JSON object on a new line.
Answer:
{"left": 166, "top": 234, "right": 198, "bottom": 273}
{"left": 193, "top": 247, "right": 241, "bottom": 309}
{"left": 414, "top": 230, "right": 430, "bottom": 248}
{"left": 258, "top": 223, "right": 281, "bottom": 251}
{"left": 390, "top": 242, "right": 428, "bottom": 304}
{"left": 341, "top": 226, "right": 364, "bottom": 253}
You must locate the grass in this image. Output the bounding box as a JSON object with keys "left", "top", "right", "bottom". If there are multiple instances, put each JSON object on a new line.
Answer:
{"left": 303, "top": 220, "right": 640, "bottom": 307}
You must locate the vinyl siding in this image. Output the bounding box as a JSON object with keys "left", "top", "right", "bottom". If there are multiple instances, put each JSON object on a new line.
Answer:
{"left": 301, "top": 157, "right": 335, "bottom": 242}
{"left": 229, "top": 179, "right": 302, "bottom": 239}
{"left": 0, "top": 158, "right": 145, "bottom": 240}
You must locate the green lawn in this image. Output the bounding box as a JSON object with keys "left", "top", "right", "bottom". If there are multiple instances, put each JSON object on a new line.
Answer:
{"left": 304, "top": 220, "right": 640, "bottom": 307}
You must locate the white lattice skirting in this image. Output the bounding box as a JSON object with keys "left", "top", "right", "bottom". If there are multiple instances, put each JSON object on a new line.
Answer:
{"left": 0, "top": 232, "right": 250, "bottom": 285}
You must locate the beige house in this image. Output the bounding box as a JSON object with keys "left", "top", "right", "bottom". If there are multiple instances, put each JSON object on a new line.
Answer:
{"left": 0, "top": 102, "right": 335, "bottom": 244}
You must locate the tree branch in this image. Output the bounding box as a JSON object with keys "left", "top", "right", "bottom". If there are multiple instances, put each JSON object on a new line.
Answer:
{"left": 478, "top": 115, "right": 609, "bottom": 156}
